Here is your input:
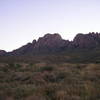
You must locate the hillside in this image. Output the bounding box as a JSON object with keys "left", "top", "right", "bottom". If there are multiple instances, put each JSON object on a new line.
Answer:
{"left": 0, "top": 32, "right": 100, "bottom": 56}
{"left": 0, "top": 32, "right": 100, "bottom": 63}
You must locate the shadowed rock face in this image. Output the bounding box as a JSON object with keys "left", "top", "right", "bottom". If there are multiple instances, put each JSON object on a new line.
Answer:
{"left": 72, "top": 32, "right": 100, "bottom": 48}
{"left": 33, "top": 33, "right": 69, "bottom": 52}
{"left": 0, "top": 50, "right": 6, "bottom": 56}
{"left": 1, "top": 32, "right": 100, "bottom": 56}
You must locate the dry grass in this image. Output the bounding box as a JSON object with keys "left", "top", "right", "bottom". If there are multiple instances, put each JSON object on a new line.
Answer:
{"left": 0, "top": 62, "right": 100, "bottom": 100}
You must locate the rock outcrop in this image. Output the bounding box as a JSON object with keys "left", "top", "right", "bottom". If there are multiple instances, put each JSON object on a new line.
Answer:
{"left": 0, "top": 50, "right": 6, "bottom": 56}
{"left": 1, "top": 32, "right": 100, "bottom": 56}
{"left": 72, "top": 32, "right": 100, "bottom": 48}
{"left": 33, "top": 33, "right": 69, "bottom": 52}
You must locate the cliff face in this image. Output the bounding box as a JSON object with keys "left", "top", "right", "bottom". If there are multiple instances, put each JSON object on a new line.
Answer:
{"left": 1, "top": 32, "right": 100, "bottom": 56}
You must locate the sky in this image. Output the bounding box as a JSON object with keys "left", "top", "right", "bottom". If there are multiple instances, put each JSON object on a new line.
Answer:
{"left": 0, "top": 0, "right": 100, "bottom": 51}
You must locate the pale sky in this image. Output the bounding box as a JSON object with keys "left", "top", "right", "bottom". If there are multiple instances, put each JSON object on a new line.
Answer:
{"left": 0, "top": 0, "right": 100, "bottom": 51}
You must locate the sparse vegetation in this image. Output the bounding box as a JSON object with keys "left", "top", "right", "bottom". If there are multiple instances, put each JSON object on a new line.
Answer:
{"left": 0, "top": 61, "right": 100, "bottom": 100}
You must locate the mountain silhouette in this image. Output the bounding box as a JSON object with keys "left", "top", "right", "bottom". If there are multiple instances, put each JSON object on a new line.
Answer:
{"left": 1, "top": 32, "right": 100, "bottom": 56}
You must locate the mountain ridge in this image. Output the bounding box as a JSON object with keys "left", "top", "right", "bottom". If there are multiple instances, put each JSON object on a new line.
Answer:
{"left": 0, "top": 32, "right": 100, "bottom": 56}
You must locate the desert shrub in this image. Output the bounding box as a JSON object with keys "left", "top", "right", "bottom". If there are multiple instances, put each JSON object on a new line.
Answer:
{"left": 12, "top": 85, "right": 36, "bottom": 100}
{"left": 0, "top": 66, "right": 9, "bottom": 72}
{"left": 14, "top": 87, "right": 28, "bottom": 99}
{"left": 44, "top": 86, "right": 56, "bottom": 100}
{"left": 56, "top": 72, "right": 66, "bottom": 82}
{"left": 28, "top": 63, "right": 34, "bottom": 67}
{"left": 44, "top": 72, "right": 66, "bottom": 83}
{"left": 44, "top": 73, "right": 56, "bottom": 83}
{"left": 7, "top": 63, "right": 15, "bottom": 69}
{"left": 7, "top": 63, "right": 22, "bottom": 69}
{"left": 15, "top": 64, "right": 22, "bottom": 68}
{"left": 38, "top": 66, "right": 54, "bottom": 72}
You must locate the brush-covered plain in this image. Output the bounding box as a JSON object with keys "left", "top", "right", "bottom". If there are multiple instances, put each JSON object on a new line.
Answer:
{"left": 0, "top": 61, "right": 100, "bottom": 100}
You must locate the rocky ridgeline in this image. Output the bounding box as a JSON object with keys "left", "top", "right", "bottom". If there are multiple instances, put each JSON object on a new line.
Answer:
{"left": 0, "top": 32, "right": 100, "bottom": 56}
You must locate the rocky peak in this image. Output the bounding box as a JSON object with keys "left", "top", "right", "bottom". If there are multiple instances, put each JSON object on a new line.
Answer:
{"left": 32, "top": 40, "right": 37, "bottom": 45}
{"left": 43, "top": 33, "right": 62, "bottom": 40}
{"left": 0, "top": 50, "right": 6, "bottom": 55}
{"left": 73, "top": 32, "right": 100, "bottom": 48}
{"left": 34, "top": 33, "right": 65, "bottom": 49}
